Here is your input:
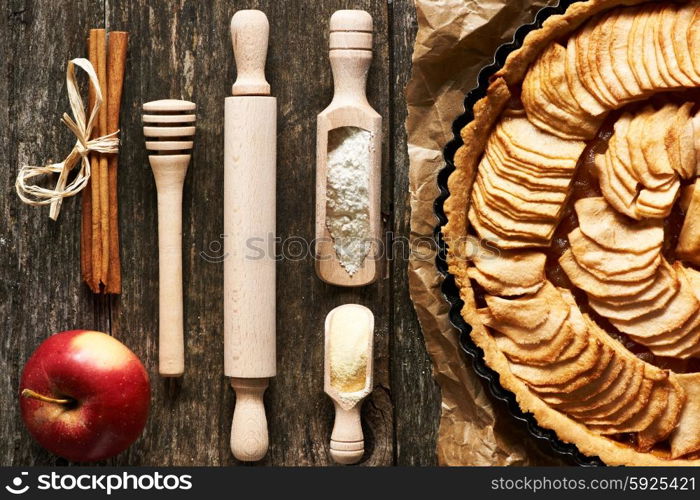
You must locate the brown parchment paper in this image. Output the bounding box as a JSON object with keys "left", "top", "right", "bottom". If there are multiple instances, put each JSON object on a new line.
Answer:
{"left": 406, "top": 0, "right": 568, "bottom": 466}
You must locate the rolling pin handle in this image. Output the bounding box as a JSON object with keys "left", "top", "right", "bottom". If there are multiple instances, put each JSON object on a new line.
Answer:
{"left": 230, "top": 10, "right": 271, "bottom": 96}
{"left": 230, "top": 377, "right": 269, "bottom": 461}
{"left": 330, "top": 402, "right": 364, "bottom": 465}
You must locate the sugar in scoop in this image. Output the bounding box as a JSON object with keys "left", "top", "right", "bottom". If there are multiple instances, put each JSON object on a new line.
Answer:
{"left": 324, "top": 304, "right": 374, "bottom": 464}
{"left": 329, "top": 303, "right": 372, "bottom": 394}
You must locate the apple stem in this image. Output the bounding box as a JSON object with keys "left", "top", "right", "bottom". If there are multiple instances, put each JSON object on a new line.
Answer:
{"left": 21, "top": 389, "right": 73, "bottom": 405}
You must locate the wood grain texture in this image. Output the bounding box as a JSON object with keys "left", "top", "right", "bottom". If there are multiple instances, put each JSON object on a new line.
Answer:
{"left": 0, "top": 0, "right": 443, "bottom": 466}
{"left": 223, "top": 96, "right": 276, "bottom": 380}
{"left": 389, "top": 1, "right": 441, "bottom": 466}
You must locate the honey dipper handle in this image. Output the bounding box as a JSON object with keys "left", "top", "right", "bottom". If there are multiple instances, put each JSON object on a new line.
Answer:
{"left": 231, "top": 10, "right": 271, "bottom": 96}
{"left": 230, "top": 378, "right": 269, "bottom": 461}
{"left": 330, "top": 402, "right": 364, "bottom": 465}
{"left": 150, "top": 155, "right": 190, "bottom": 377}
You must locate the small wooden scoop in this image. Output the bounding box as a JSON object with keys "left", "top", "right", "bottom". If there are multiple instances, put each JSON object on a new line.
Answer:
{"left": 315, "top": 10, "right": 382, "bottom": 287}
{"left": 143, "top": 99, "right": 196, "bottom": 377}
{"left": 324, "top": 304, "right": 374, "bottom": 465}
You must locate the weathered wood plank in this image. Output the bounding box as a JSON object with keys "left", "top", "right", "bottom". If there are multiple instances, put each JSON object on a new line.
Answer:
{"left": 105, "top": 0, "right": 232, "bottom": 467}
{"left": 255, "top": 0, "right": 394, "bottom": 467}
{"left": 0, "top": 0, "right": 105, "bottom": 466}
{"left": 105, "top": 0, "right": 394, "bottom": 466}
{"left": 389, "top": 0, "right": 440, "bottom": 466}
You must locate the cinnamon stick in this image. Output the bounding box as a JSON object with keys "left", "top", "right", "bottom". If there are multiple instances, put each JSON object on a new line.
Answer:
{"left": 97, "top": 30, "right": 109, "bottom": 291}
{"left": 81, "top": 33, "right": 96, "bottom": 289}
{"left": 81, "top": 28, "right": 127, "bottom": 294}
{"left": 106, "top": 32, "right": 128, "bottom": 294}
{"left": 80, "top": 168, "right": 93, "bottom": 285}
{"left": 87, "top": 29, "right": 104, "bottom": 293}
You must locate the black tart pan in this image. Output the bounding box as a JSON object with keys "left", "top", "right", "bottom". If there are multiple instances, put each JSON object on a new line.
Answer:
{"left": 434, "top": 0, "right": 604, "bottom": 466}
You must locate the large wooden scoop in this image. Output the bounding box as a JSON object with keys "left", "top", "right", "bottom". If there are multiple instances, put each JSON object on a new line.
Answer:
{"left": 315, "top": 10, "right": 382, "bottom": 287}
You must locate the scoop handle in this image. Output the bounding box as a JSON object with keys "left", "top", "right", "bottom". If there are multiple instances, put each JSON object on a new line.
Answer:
{"left": 230, "top": 378, "right": 269, "bottom": 461}
{"left": 328, "top": 10, "right": 373, "bottom": 104}
{"left": 330, "top": 402, "right": 364, "bottom": 465}
{"left": 231, "top": 10, "right": 270, "bottom": 96}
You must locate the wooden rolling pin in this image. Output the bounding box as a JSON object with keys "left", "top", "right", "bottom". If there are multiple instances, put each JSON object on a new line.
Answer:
{"left": 224, "top": 10, "right": 276, "bottom": 462}
{"left": 315, "top": 10, "right": 382, "bottom": 287}
{"left": 143, "top": 99, "right": 196, "bottom": 377}
{"left": 324, "top": 304, "right": 374, "bottom": 465}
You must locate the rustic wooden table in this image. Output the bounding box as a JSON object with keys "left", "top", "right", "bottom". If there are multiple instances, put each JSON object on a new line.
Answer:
{"left": 0, "top": 0, "right": 442, "bottom": 465}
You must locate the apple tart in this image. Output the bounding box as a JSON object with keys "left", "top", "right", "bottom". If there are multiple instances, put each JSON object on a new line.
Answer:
{"left": 443, "top": 0, "right": 700, "bottom": 465}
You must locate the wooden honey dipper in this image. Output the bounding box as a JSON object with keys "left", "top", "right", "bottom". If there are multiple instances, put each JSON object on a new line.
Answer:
{"left": 143, "top": 99, "right": 196, "bottom": 377}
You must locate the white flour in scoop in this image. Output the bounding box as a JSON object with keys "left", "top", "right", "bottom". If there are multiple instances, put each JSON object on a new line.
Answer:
{"left": 326, "top": 127, "right": 373, "bottom": 276}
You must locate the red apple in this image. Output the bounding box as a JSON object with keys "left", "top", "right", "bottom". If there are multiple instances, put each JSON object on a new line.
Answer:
{"left": 19, "top": 330, "right": 150, "bottom": 462}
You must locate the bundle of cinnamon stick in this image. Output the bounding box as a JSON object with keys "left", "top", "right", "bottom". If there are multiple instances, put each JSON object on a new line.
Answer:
{"left": 81, "top": 29, "right": 128, "bottom": 294}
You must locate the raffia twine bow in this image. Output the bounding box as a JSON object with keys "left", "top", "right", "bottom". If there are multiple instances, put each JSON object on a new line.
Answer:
{"left": 15, "top": 58, "right": 119, "bottom": 220}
